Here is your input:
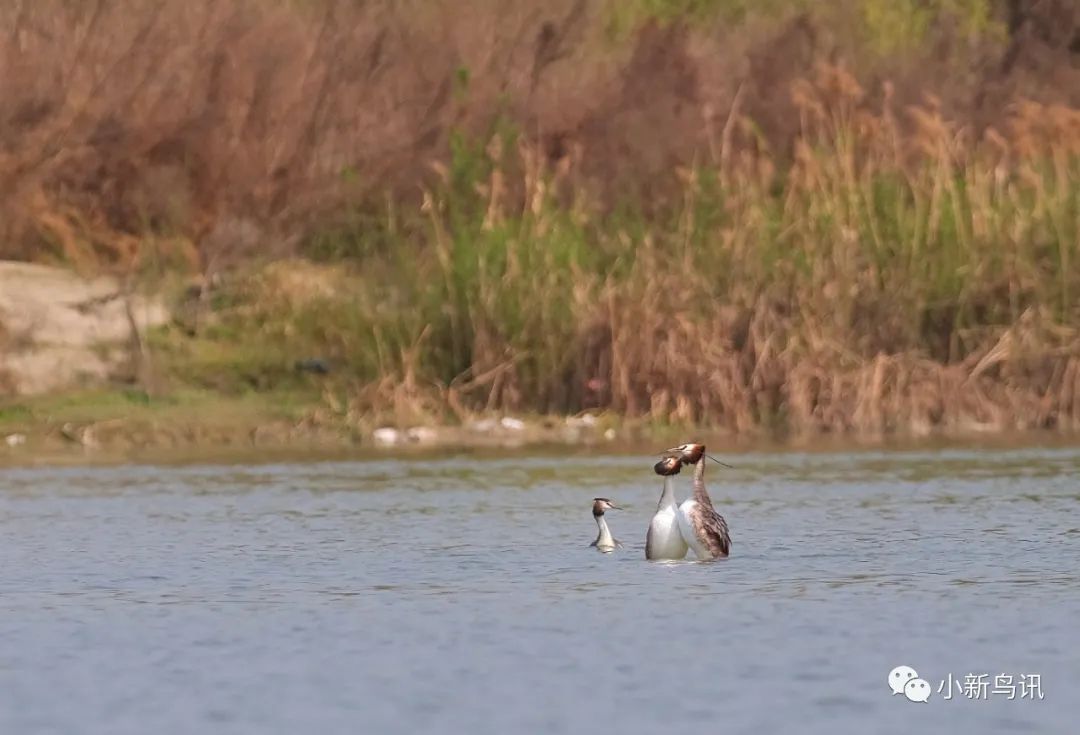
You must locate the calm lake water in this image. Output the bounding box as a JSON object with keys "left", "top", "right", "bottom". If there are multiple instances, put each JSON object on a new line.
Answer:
{"left": 2, "top": 446, "right": 1079, "bottom": 733}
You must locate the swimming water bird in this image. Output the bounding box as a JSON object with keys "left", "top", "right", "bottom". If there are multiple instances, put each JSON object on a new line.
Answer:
{"left": 667, "top": 443, "right": 731, "bottom": 560}
{"left": 590, "top": 498, "right": 623, "bottom": 552}
{"left": 645, "top": 456, "right": 689, "bottom": 560}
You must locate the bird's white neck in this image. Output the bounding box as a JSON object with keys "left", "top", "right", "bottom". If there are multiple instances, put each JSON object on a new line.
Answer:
{"left": 595, "top": 515, "right": 614, "bottom": 547}
{"left": 657, "top": 476, "right": 679, "bottom": 511}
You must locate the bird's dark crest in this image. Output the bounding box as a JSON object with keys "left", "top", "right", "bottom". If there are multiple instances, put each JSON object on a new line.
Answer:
{"left": 592, "top": 497, "right": 616, "bottom": 516}
{"left": 679, "top": 443, "right": 706, "bottom": 464}
{"left": 653, "top": 456, "right": 683, "bottom": 476}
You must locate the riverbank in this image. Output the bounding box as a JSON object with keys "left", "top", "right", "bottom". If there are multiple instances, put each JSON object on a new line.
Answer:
{"left": 0, "top": 387, "right": 660, "bottom": 464}
{"left": 4, "top": 385, "right": 1080, "bottom": 468}
{"left": 4, "top": 254, "right": 1080, "bottom": 467}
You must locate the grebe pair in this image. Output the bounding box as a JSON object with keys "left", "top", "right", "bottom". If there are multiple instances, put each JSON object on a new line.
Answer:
{"left": 591, "top": 442, "right": 731, "bottom": 560}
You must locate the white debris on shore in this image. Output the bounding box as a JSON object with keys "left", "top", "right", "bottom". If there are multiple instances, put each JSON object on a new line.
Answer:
{"left": 369, "top": 413, "right": 616, "bottom": 450}
{"left": 372, "top": 427, "right": 401, "bottom": 446}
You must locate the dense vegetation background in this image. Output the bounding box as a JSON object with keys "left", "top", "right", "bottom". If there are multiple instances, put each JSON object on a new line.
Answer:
{"left": 3, "top": 0, "right": 1080, "bottom": 438}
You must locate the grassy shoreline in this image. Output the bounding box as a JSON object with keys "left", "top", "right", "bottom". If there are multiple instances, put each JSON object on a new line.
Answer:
{"left": 4, "top": 386, "right": 1080, "bottom": 469}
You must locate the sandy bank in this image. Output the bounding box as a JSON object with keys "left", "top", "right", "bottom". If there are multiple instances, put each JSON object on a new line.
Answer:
{"left": 0, "top": 262, "right": 168, "bottom": 395}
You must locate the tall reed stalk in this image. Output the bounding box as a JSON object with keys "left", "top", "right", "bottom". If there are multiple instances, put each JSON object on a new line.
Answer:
{"left": 181, "top": 64, "right": 1080, "bottom": 436}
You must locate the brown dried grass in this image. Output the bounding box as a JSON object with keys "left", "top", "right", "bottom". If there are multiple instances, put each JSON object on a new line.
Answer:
{"left": 6, "top": 2, "right": 1080, "bottom": 437}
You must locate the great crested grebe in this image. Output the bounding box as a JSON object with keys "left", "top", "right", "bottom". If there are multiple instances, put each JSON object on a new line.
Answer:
{"left": 589, "top": 497, "right": 623, "bottom": 552}
{"left": 645, "top": 455, "right": 689, "bottom": 560}
{"left": 667, "top": 443, "right": 731, "bottom": 560}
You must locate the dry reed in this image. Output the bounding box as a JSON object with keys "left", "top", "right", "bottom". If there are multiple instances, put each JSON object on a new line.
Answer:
{"left": 5, "top": 2, "right": 1080, "bottom": 436}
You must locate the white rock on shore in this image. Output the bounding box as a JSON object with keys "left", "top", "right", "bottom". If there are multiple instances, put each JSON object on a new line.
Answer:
{"left": 372, "top": 427, "right": 401, "bottom": 446}
{"left": 499, "top": 417, "right": 525, "bottom": 431}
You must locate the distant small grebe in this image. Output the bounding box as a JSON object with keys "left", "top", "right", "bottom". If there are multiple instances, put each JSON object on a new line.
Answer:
{"left": 589, "top": 498, "right": 623, "bottom": 552}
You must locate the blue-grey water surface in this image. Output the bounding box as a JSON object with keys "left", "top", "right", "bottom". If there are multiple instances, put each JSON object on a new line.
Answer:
{"left": 2, "top": 446, "right": 1079, "bottom": 734}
